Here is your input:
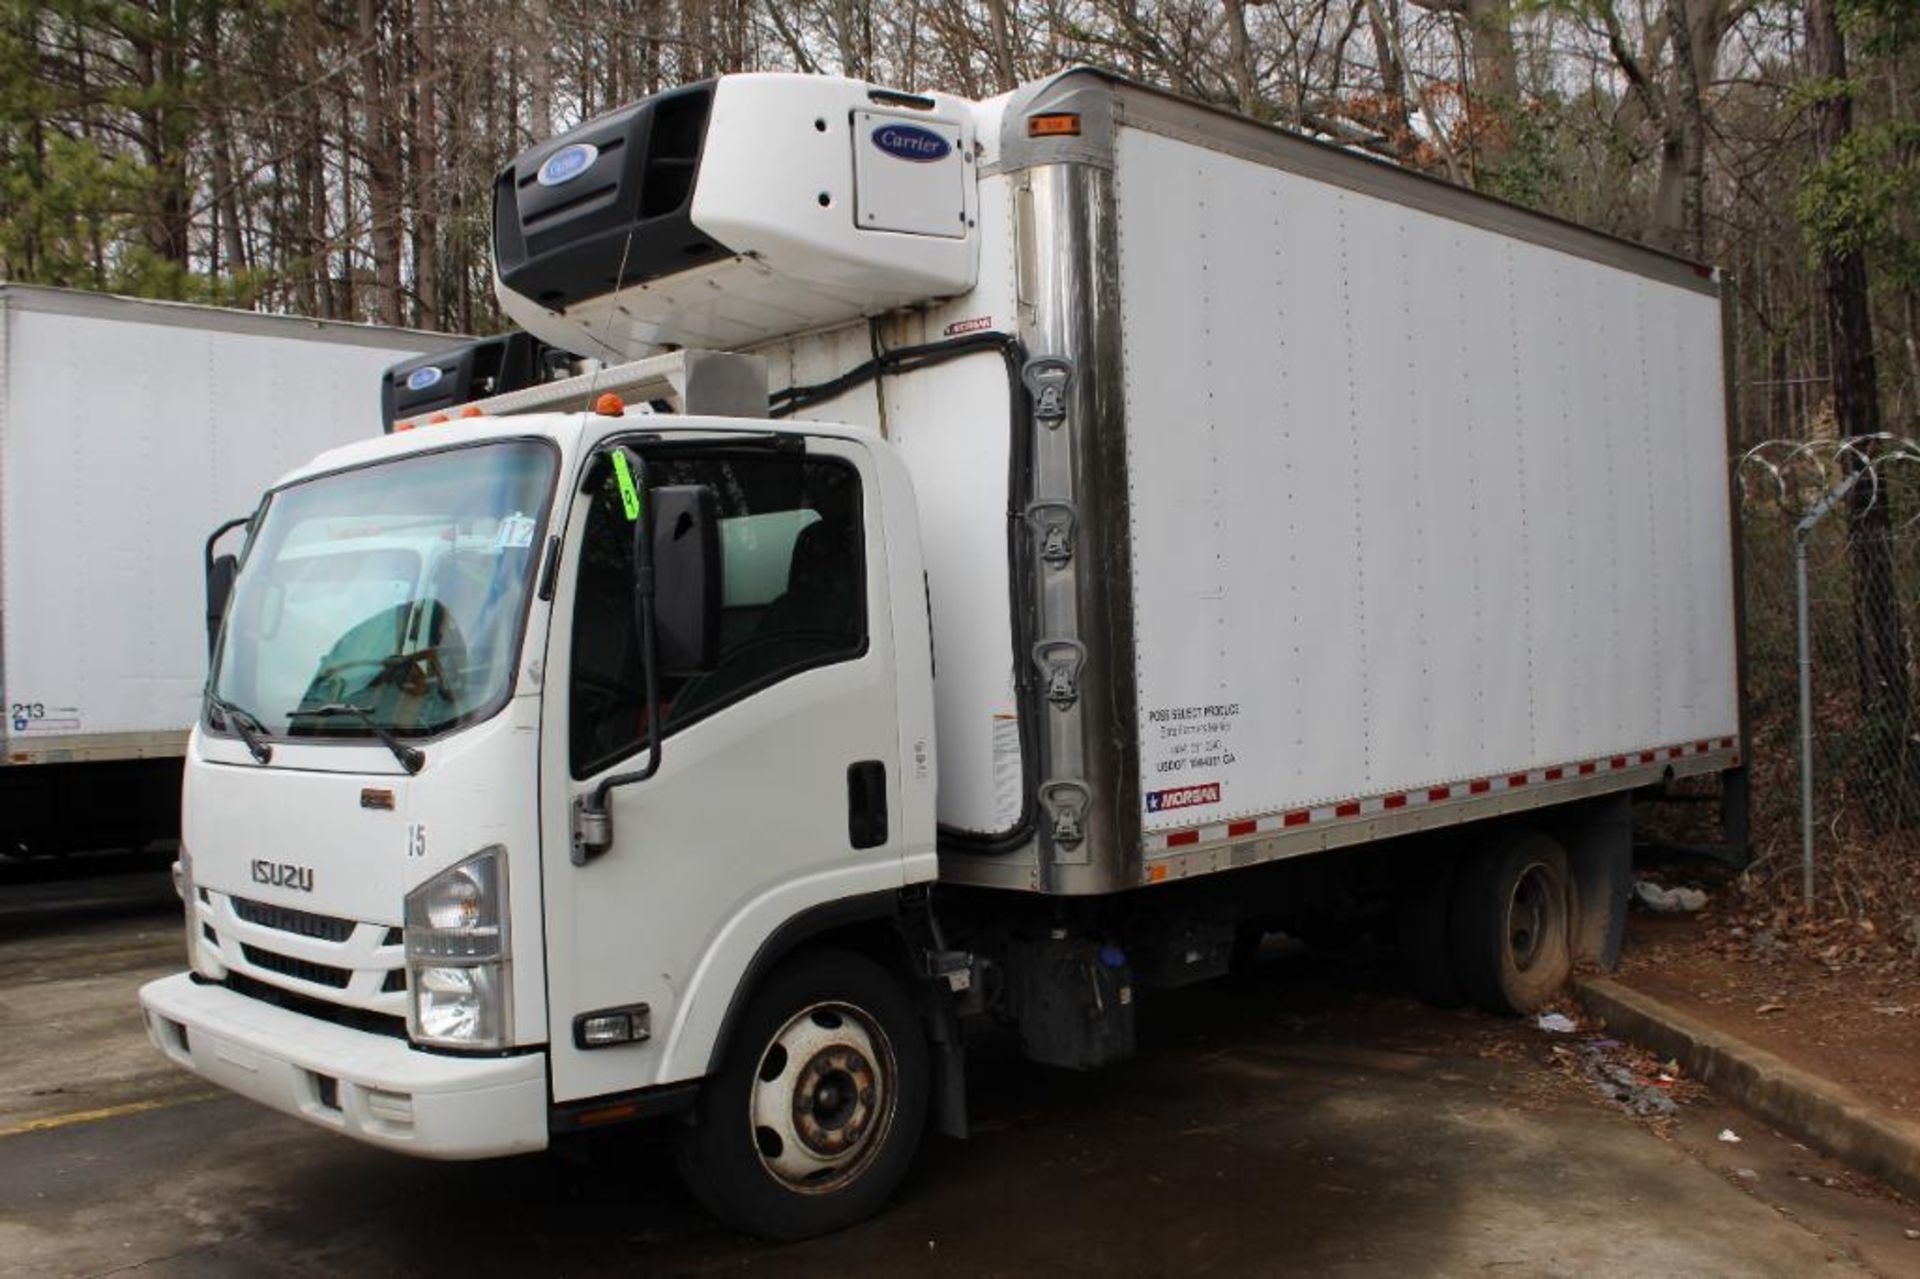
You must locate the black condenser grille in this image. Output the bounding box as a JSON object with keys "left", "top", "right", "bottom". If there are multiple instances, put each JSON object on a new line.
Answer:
{"left": 231, "top": 895, "right": 355, "bottom": 943}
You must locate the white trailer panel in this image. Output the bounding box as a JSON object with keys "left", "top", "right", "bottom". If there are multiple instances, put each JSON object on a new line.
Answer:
{"left": 1114, "top": 126, "right": 1737, "bottom": 836}
{"left": 1, "top": 286, "right": 460, "bottom": 764}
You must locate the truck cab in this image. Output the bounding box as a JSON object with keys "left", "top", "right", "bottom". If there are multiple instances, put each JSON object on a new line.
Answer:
{"left": 145, "top": 404, "right": 943, "bottom": 1236}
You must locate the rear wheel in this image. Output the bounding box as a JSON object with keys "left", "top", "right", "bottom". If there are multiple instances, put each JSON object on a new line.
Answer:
{"left": 675, "top": 949, "right": 928, "bottom": 1240}
{"left": 1449, "top": 830, "right": 1573, "bottom": 1014}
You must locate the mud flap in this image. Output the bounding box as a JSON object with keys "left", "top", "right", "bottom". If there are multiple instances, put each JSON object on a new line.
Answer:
{"left": 1547, "top": 794, "right": 1633, "bottom": 970}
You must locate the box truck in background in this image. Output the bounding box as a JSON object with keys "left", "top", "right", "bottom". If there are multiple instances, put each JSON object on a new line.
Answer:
{"left": 142, "top": 69, "right": 1746, "bottom": 1241}
{"left": 0, "top": 284, "right": 462, "bottom": 859}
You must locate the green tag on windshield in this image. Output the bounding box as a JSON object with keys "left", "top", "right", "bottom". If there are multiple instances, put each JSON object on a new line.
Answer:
{"left": 610, "top": 451, "right": 641, "bottom": 523}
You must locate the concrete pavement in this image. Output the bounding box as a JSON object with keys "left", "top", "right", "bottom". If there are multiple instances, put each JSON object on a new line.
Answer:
{"left": 2, "top": 874, "right": 1916, "bottom": 1276}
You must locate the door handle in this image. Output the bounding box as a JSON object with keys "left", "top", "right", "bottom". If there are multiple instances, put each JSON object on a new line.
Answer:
{"left": 847, "top": 761, "right": 888, "bottom": 850}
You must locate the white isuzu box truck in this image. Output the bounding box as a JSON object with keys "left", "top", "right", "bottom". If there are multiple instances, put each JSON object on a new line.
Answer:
{"left": 1, "top": 285, "right": 460, "bottom": 859}
{"left": 140, "top": 69, "right": 1745, "bottom": 1239}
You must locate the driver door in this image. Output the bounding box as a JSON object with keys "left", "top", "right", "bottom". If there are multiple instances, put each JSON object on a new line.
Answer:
{"left": 540, "top": 436, "right": 906, "bottom": 1104}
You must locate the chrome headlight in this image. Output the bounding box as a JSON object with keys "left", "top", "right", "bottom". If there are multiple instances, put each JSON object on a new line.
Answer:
{"left": 404, "top": 847, "right": 511, "bottom": 1049}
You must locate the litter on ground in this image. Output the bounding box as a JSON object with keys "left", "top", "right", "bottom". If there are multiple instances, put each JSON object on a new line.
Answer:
{"left": 1634, "top": 880, "right": 1709, "bottom": 913}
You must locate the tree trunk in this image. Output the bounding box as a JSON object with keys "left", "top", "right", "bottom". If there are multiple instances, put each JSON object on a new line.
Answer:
{"left": 361, "top": 0, "right": 405, "bottom": 327}
{"left": 410, "top": 0, "right": 440, "bottom": 329}
{"left": 1805, "top": 0, "right": 1912, "bottom": 790}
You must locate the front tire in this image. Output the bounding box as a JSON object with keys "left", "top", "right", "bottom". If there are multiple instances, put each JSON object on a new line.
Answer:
{"left": 675, "top": 948, "right": 928, "bottom": 1241}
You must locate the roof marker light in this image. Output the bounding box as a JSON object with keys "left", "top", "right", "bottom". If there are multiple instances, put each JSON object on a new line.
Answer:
{"left": 1028, "top": 113, "right": 1082, "bottom": 137}
{"left": 595, "top": 393, "right": 625, "bottom": 417}
{"left": 459, "top": 406, "right": 484, "bottom": 419}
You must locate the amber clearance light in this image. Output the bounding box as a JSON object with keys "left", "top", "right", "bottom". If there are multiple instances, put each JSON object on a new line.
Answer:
{"left": 1028, "top": 113, "right": 1082, "bottom": 137}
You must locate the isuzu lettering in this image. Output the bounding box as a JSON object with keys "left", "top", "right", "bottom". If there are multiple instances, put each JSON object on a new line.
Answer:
{"left": 140, "top": 69, "right": 1745, "bottom": 1240}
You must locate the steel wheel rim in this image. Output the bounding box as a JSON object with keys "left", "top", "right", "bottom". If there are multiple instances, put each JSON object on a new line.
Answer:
{"left": 1506, "top": 861, "right": 1557, "bottom": 972}
{"left": 748, "top": 1000, "right": 897, "bottom": 1194}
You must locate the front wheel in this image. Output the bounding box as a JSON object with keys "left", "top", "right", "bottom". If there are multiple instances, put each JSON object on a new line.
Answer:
{"left": 675, "top": 949, "right": 928, "bottom": 1240}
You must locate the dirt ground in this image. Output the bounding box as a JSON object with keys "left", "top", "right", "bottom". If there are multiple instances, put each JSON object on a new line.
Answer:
{"left": 1617, "top": 908, "right": 1920, "bottom": 1120}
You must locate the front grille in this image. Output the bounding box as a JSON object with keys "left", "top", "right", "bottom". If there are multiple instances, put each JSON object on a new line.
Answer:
{"left": 241, "top": 944, "right": 351, "bottom": 989}
{"left": 382, "top": 969, "right": 408, "bottom": 993}
{"left": 231, "top": 895, "right": 355, "bottom": 943}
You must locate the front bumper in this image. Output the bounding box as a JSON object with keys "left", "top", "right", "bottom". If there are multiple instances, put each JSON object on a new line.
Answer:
{"left": 140, "top": 972, "right": 548, "bottom": 1159}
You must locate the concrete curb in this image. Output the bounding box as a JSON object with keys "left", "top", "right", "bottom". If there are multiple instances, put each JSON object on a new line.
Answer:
{"left": 1575, "top": 976, "right": 1920, "bottom": 1202}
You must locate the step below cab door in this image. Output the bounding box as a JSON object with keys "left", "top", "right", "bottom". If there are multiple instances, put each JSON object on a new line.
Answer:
{"left": 541, "top": 433, "right": 910, "bottom": 1105}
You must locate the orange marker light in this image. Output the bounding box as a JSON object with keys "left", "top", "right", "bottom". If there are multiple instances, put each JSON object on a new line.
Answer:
{"left": 427, "top": 412, "right": 450, "bottom": 425}
{"left": 459, "top": 406, "right": 484, "bottom": 418}
{"left": 394, "top": 420, "right": 415, "bottom": 432}
{"left": 1028, "top": 113, "right": 1082, "bottom": 137}
{"left": 594, "top": 392, "right": 625, "bottom": 417}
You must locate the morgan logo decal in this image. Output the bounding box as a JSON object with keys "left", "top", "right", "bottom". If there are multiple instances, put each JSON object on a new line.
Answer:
{"left": 251, "top": 859, "right": 314, "bottom": 893}
{"left": 1146, "top": 782, "right": 1221, "bottom": 814}
{"left": 871, "top": 123, "right": 951, "bottom": 163}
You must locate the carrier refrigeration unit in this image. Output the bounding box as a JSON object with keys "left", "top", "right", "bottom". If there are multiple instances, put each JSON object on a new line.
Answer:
{"left": 141, "top": 70, "right": 1744, "bottom": 1240}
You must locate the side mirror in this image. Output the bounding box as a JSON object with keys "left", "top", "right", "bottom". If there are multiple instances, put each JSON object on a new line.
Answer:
{"left": 204, "top": 516, "right": 251, "bottom": 661}
{"left": 647, "top": 484, "right": 721, "bottom": 675}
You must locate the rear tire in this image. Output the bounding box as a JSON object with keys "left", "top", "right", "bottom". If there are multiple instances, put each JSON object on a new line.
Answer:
{"left": 675, "top": 948, "right": 928, "bottom": 1241}
{"left": 1449, "top": 829, "right": 1573, "bottom": 1015}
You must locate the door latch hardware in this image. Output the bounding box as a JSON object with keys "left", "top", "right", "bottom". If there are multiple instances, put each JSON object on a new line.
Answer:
{"left": 1039, "top": 779, "right": 1091, "bottom": 850}
{"left": 1032, "top": 637, "right": 1087, "bottom": 710}
{"left": 1024, "top": 499, "right": 1078, "bottom": 568}
{"left": 1022, "top": 356, "right": 1073, "bottom": 426}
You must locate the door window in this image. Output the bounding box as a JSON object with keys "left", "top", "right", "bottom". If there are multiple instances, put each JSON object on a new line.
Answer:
{"left": 570, "top": 450, "right": 867, "bottom": 777}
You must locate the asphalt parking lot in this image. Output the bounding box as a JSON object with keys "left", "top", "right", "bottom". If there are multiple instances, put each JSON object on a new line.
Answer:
{"left": 3, "top": 864, "right": 1917, "bottom": 1277}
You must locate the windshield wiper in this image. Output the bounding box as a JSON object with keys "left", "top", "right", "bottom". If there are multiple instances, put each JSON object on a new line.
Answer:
{"left": 205, "top": 693, "right": 273, "bottom": 765}
{"left": 286, "top": 702, "right": 425, "bottom": 774}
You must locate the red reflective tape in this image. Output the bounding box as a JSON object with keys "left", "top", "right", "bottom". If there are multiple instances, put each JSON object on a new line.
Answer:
{"left": 1695, "top": 740, "right": 1711, "bottom": 752}
{"left": 1507, "top": 773, "right": 1528, "bottom": 787}
{"left": 1667, "top": 747, "right": 1683, "bottom": 759}
{"left": 1167, "top": 830, "right": 1200, "bottom": 847}
{"left": 1610, "top": 756, "right": 1627, "bottom": 769}
{"left": 1719, "top": 737, "right": 1734, "bottom": 748}
{"left": 1545, "top": 767, "right": 1564, "bottom": 780}
{"left": 1639, "top": 750, "right": 1656, "bottom": 763}
{"left": 1283, "top": 810, "right": 1311, "bottom": 828}
{"left": 1578, "top": 762, "right": 1597, "bottom": 775}
{"left": 1469, "top": 779, "right": 1491, "bottom": 795}
{"left": 1427, "top": 786, "right": 1452, "bottom": 801}
{"left": 1383, "top": 794, "right": 1407, "bottom": 810}
{"left": 1228, "top": 820, "right": 1257, "bottom": 838}
{"left": 1334, "top": 801, "right": 1362, "bottom": 818}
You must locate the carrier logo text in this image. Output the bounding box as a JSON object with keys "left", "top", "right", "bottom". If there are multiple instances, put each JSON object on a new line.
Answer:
{"left": 1146, "top": 783, "right": 1221, "bottom": 813}
{"left": 872, "top": 123, "right": 951, "bottom": 162}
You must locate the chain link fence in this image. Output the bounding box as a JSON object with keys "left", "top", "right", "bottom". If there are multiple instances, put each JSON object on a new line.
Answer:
{"left": 1737, "top": 437, "right": 1920, "bottom": 919}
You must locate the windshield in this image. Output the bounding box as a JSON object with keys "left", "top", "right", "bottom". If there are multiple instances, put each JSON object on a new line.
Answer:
{"left": 210, "top": 440, "right": 556, "bottom": 740}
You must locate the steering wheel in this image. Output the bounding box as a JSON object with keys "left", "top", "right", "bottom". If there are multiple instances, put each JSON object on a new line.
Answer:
{"left": 306, "top": 647, "right": 461, "bottom": 706}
